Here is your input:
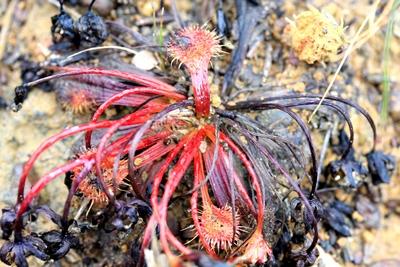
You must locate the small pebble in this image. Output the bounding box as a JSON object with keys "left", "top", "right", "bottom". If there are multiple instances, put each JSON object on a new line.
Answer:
{"left": 356, "top": 196, "right": 380, "bottom": 229}
{"left": 132, "top": 50, "right": 158, "bottom": 71}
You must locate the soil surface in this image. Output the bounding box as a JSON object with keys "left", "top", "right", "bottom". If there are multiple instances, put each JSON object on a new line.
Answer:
{"left": 0, "top": 0, "right": 399, "bottom": 266}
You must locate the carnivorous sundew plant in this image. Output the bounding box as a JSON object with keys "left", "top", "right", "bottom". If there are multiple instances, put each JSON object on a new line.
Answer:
{"left": 0, "top": 23, "right": 385, "bottom": 266}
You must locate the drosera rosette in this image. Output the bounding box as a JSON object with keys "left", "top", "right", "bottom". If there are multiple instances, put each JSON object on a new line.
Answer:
{"left": 0, "top": 24, "right": 388, "bottom": 267}
{"left": 0, "top": 63, "right": 188, "bottom": 266}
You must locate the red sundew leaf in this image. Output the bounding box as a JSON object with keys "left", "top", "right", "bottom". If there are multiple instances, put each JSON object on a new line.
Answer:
{"left": 191, "top": 152, "right": 218, "bottom": 257}
{"left": 17, "top": 120, "right": 118, "bottom": 203}
{"left": 49, "top": 66, "right": 183, "bottom": 95}
{"left": 194, "top": 151, "right": 242, "bottom": 254}
{"left": 167, "top": 26, "right": 221, "bottom": 117}
{"left": 140, "top": 133, "right": 195, "bottom": 263}
{"left": 156, "top": 129, "right": 207, "bottom": 257}
{"left": 85, "top": 103, "right": 166, "bottom": 148}
{"left": 17, "top": 159, "right": 87, "bottom": 218}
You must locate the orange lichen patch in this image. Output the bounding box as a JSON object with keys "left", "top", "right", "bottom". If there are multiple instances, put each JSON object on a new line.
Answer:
{"left": 72, "top": 153, "right": 128, "bottom": 204}
{"left": 61, "top": 89, "right": 96, "bottom": 114}
{"left": 283, "top": 6, "right": 346, "bottom": 64}
{"left": 199, "top": 203, "right": 242, "bottom": 251}
{"left": 236, "top": 230, "right": 271, "bottom": 264}
{"left": 167, "top": 25, "right": 221, "bottom": 73}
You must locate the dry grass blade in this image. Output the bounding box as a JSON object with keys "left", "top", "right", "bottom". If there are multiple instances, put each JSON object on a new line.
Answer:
{"left": 353, "top": 0, "right": 396, "bottom": 50}
{"left": 308, "top": 0, "right": 379, "bottom": 122}
{"left": 64, "top": 45, "right": 138, "bottom": 62}
{"left": 0, "top": 0, "right": 17, "bottom": 59}
{"left": 381, "top": 0, "right": 400, "bottom": 121}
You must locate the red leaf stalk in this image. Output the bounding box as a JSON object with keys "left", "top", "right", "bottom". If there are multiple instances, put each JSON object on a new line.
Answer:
{"left": 168, "top": 26, "right": 221, "bottom": 117}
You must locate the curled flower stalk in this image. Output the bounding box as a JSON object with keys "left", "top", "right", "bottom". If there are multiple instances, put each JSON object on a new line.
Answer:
{"left": 0, "top": 25, "right": 380, "bottom": 267}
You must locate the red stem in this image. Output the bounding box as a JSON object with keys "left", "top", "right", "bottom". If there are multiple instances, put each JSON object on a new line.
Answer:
{"left": 95, "top": 112, "right": 147, "bottom": 203}
{"left": 16, "top": 159, "right": 88, "bottom": 232}
{"left": 191, "top": 70, "right": 211, "bottom": 117}
{"left": 17, "top": 120, "right": 120, "bottom": 204}
{"left": 96, "top": 115, "right": 175, "bottom": 201}
{"left": 131, "top": 140, "right": 175, "bottom": 168}
{"left": 156, "top": 129, "right": 206, "bottom": 257}
{"left": 141, "top": 133, "right": 194, "bottom": 261}
{"left": 62, "top": 160, "right": 95, "bottom": 232}
{"left": 86, "top": 93, "right": 167, "bottom": 148}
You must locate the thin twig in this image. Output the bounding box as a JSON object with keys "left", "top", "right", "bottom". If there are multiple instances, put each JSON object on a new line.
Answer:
{"left": 63, "top": 45, "right": 138, "bottom": 63}
{"left": 352, "top": 0, "right": 396, "bottom": 50}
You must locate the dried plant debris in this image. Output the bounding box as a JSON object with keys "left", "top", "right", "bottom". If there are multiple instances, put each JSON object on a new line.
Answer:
{"left": 51, "top": 9, "right": 78, "bottom": 49}
{"left": 325, "top": 130, "right": 394, "bottom": 188}
{"left": 324, "top": 201, "right": 353, "bottom": 237}
{"left": 325, "top": 130, "right": 368, "bottom": 188}
{"left": 12, "top": 85, "right": 29, "bottom": 112}
{"left": 51, "top": 1, "right": 108, "bottom": 51}
{"left": 366, "top": 151, "right": 395, "bottom": 185}
{"left": 283, "top": 6, "right": 346, "bottom": 64}
{"left": 216, "top": 0, "right": 230, "bottom": 38}
{"left": 222, "top": 0, "right": 269, "bottom": 96}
